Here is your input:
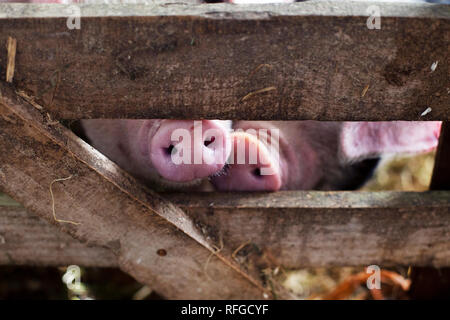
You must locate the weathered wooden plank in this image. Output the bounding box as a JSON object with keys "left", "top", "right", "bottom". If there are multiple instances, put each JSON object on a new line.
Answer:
{"left": 2, "top": 1, "right": 449, "bottom": 18}
{"left": 0, "top": 81, "right": 268, "bottom": 299}
{"left": 0, "top": 193, "right": 20, "bottom": 207}
{"left": 410, "top": 122, "right": 450, "bottom": 299}
{"left": 0, "top": 2, "right": 448, "bottom": 120}
{"left": 0, "top": 205, "right": 118, "bottom": 267}
{"left": 1, "top": 190, "right": 450, "bottom": 269}
{"left": 430, "top": 122, "right": 450, "bottom": 191}
{"left": 165, "top": 191, "right": 450, "bottom": 268}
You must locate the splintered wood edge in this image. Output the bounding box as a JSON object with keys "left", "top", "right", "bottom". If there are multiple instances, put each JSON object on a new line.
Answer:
{"left": 6, "top": 37, "right": 16, "bottom": 83}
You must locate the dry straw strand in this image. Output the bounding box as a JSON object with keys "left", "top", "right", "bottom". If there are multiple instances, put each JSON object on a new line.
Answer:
{"left": 241, "top": 86, "right": 276, "bottom": 102}
{"left": 49, "top": 175, "right": 80, "bottom": 225}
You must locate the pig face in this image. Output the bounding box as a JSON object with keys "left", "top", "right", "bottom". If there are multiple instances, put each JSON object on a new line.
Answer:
{"left": 81, "top": 119, "right": 231, "bottom": 190}
{"left": 212, "top": 121, "right": 327, "bottom": 191}
{"left": 212, "top": 121, "right": 441, "bottom": 191}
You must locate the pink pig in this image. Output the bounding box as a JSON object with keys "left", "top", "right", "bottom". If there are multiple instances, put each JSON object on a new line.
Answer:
{"left": 81, "top": 120, "right": 232, "bottom": 189}
{"left": 211, "top": 121, "right": 441, "bottom": 191}
{"left": 4, "top": 0, "right": 442, "bottom": 191}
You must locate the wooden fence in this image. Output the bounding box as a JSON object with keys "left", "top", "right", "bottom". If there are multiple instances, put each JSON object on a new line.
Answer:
{"left": 0, "top": 2, "right": 449, "bottom": 299}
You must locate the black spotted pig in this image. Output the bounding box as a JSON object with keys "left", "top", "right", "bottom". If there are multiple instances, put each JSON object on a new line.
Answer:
{"left": 211, "top": 121, "right": 442, "bottom": 191}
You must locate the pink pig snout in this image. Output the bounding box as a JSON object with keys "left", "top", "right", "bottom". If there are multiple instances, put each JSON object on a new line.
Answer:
{"left": 149, "top": 120, "right": 231, "bottom": 182}
{"left": 212, "top": 132, "right": 282, "bottom": 191}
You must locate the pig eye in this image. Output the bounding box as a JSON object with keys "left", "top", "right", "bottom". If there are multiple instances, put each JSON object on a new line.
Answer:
{"left": 204, "top": 136, "right": 216, "bottom": 147}
{"left": 252, "top": 168, "right": 262, "bottom": 178}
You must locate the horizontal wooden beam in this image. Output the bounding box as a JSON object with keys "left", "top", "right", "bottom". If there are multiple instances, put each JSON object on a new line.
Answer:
{"left": 2, "top": 2, "right": 449, "bottom": 19}
{"left": 0, "top": 204, "right": 118, "bottom": 267}
{"left": 2, "top": 190, "right": 450, "bottom": 268}
{"left": 0, "top": 2, "right": 449, "bottom": 120}
{"left": 166, "top": 191, "right": 450, "bottom": 268}
{"left": 0, "top": 81, "right": 268, "bottom": 299}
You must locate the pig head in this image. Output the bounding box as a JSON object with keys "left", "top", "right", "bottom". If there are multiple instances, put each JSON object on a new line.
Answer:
{"left": 212, "top": 121, "right": 442, "bottom": 191}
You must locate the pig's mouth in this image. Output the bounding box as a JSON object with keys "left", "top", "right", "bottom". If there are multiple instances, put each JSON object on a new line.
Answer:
{"left": 155, "top": 175, "right": 205, "bottom": 190}
{"left": 209, "top": 163, "right": 231, "bottom": 179}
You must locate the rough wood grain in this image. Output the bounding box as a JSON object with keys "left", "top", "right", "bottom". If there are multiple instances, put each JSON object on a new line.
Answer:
{"left": 410, "top": 122, "right": 450, "bottom": 299}
{"left": 1, "top": 190, "right": 450, "bottom": 269}
{"left": 430, "top": 122, "right": 450, "bottom": 191}
{"left": 0, "top": 205, "right": 118, "bottom": 267}
{"left": 0, "top": 81, "right": 268, "bottom": 299}
{"left": 0, "top": 2, "right": 449, "bottom": 120}
{"left": 163, "top": 191, "right": 450, "bottom": 268}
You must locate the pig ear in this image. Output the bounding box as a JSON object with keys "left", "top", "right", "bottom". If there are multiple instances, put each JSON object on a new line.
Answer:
{"left": 340, "top": 121, "right": 442, "bottom": 162}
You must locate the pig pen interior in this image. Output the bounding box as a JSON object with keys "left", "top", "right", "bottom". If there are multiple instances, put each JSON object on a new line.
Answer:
{"left": 0, "top": 1, "right": 449, "bottom": 299}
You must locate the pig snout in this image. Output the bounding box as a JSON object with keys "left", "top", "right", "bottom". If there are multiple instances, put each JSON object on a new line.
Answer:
{"left": 212, "top": 131, "right": 282, "bottom": 191}
{"left": 149, "top": 120, "right": 231, "bottom": 182}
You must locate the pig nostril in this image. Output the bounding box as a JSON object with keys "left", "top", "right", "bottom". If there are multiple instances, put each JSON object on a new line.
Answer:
{"left": 165, "top": 144, "right": 176, "bottom": 156}
{"left": 252, "top": 168, "right": 262, "bottom": 178}
{"left": 204, "top": 136, "right": 216, "bottom": 147}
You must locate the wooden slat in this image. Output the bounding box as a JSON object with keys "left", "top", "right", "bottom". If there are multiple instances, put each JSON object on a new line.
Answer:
{"left": 410, "top": 122, "right": 450, "bottom": 299}
{"left": 0, "top": 81, "right": 268, "bottom": 299}
{"left": 2, "top": 190, "right": 449, "bottom": 268}
{"left": 430, "top": 122, "right": 450, "bottom": 190}
{"left": 0, "top": 205, "right": 118, "bottom": 267}
{"left": 165, "top": 191, "right": 450, "bottom": 268}
{"left": 0, "top": 2, "right": 449, "bottom": 120}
